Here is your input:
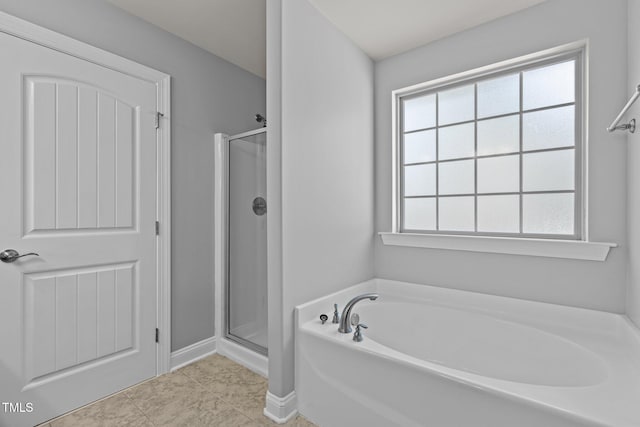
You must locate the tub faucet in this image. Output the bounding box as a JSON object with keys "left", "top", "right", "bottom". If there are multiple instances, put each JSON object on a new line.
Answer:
{"left": 338, "top": 293, "right": 379, "bottom": 333}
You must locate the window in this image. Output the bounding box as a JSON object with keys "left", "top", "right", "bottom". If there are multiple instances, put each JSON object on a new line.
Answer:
{"left": 395, "top": 47, "right": 583, "bottom": 239}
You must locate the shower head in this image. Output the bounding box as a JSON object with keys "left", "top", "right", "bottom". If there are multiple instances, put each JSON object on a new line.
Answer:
{"left": 255, "top": 113, "right": 267, "bottom": 127}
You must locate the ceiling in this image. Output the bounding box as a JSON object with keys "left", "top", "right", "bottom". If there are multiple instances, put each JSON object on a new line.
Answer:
{"left": 107, "top": 0, "right": 267, "bottom": 78}
{"left": 310, "top": 0, "right": 548, "bottom": 61}
{"left": 107, "top": 0, "right": 547, "bottom": 78}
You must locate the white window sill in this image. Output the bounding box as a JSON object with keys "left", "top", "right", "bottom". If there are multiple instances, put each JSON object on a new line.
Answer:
{"left": 379, "top": 232, "right": 616, "bottom": 261}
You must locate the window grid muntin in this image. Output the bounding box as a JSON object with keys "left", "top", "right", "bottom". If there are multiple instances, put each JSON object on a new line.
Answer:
{"left": 473, "top": 82, "right": 479, "bottom": 232}
{"left": 404, "top": 189, "right": 575, "bottom": 199}
{"left": 519, "top": 70, "right": 525, "bottom": 234}
{"left": 399, "top": 53, "right": 582, "bottom": 239}
{"left": 435, "top": 93, "right": 440, "bottom": 229}
{"left": 402, "top": 102, "right": 576, "bottom": 136}
{"left": 404, "top": 145, "right": 575, "bottom": 167}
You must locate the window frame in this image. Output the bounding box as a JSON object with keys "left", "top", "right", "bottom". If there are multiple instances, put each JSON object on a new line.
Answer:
{"left": 392, "top": 41, "right": 587, "bottom": 240}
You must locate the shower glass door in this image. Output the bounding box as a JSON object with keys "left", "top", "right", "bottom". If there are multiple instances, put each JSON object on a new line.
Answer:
{"left": 227, "top": 129, "right": 267, "bottom": 355}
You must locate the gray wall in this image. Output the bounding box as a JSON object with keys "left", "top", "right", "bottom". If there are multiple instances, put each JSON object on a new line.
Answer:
{"left": 375, "top": 0, "right": 628, "bottom": 313}
{"left": 627, "top": 0, "right": 640, "bottom": 326}
{"left": 0, "top": 0, "right": 266, "bottom": 351}
{"left": 266, "top": 0, "right": 375, "bottom": 397}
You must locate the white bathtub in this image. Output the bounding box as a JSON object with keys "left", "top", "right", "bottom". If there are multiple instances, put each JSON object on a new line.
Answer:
{"left": 295, "top": 279, "right": 640, "bottom": 427}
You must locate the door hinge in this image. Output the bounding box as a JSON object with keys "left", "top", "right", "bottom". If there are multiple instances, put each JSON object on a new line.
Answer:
{"left": 155, "top": 328, "right": 159, "bottom": 343}
{"left": 155, "top": 221, "right": 160, "bottom": 236}
{"left": 155, "top": 112, "right": 164, "bottom": 129}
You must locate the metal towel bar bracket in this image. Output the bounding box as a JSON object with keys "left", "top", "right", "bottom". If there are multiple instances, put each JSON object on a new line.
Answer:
{"left": 607, "top": 84, "right": 640, "bottom": 133}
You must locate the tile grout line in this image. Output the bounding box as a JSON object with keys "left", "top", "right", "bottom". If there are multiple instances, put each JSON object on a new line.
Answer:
{"left": 132, "top": 369, "right": 260, "bottom": 426}
{"left": 179, "top": 358, "right": 273, "bottom": 424}
{"left": 46, "top": 386, "right": 133, "bottom": 426}
{"left": 124, "top": 392, "right": 158, "bottom": 427}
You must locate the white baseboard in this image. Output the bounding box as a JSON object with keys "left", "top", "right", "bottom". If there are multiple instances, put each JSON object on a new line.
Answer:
{"left": 170, "top": 337, "right": 217, "bottom": 371}
{"left": 217, "top": 337, "right": 268, "bottom": 378}
{"left": 264, "top": 390, "right": 297, "bottom": 424}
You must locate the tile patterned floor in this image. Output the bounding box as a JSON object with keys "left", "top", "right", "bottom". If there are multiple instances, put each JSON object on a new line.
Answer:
{"left": 38, "top": 354, "right": 316, "bottom": 427}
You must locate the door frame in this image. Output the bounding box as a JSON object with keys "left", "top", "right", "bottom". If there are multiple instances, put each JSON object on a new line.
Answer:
{"left": 0, "top": 11, "right": 172, "bottom": 375}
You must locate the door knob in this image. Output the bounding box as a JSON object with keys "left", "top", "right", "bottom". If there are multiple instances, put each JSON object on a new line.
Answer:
{"left": 0, "top": 249, "right": 40, "bottom": 263}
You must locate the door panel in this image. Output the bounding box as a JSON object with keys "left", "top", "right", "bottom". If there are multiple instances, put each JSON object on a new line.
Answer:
{"left": 0, "top": 28, "right": 158, "bottom": 427}
{"left": 25, "top": 77, "right": 138, "bottom": 234}
{"left": 23, "top": 263, "right": 136, "bottom": 384}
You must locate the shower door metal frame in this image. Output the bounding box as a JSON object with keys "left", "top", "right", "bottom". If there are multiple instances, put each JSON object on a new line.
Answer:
{"left": 224, "top": 127, "right": 268, "bottom": 356}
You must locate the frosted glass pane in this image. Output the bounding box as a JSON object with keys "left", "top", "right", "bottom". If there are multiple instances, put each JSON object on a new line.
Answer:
{"left": 404, "top": 164, "right": 436, "bottom": 196}
{"left": 439, "top": 85, "right": 474, "bottom": 125}
{"left": 523, "top": 193, "right": 574, "bottom": 235}
{"left": 404, "top": 198, "right": 436, "bottom": 230}
{"left": 404, "top": 130, "right": 436, "bottom": 164}
{"left": 523, "top": 149, "right": 574, "bottom": 192}
{"left": 523, "top": 60, "right": 575, "bottom": 110}
{"left": 477, "top": 115, "right": 520, "bottom": 156}
{"left": 404, "top": 94, "right": 436, "bottom": 132}
{"left": 439, "top": 123, "right": 474, "bottom": 160}
{"left": 523, "top": 106, "right": 574, "bottom": 151}
{"left": 477, "top": 73, "right": 519, "bottom": 118}
{"left": 477, "top": 195, "right": 519, "bottom": 233}
{"left": 439, "top": 197, "right": 474, "bottom": 231}
{"left": 477, "top": 155, "right": 519, "bottom": 194}
{"left": 439, "top": 160, "right": 474, "bottom": 195}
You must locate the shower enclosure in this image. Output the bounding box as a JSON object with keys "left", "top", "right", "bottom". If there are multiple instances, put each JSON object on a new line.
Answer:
{"left": 214, "top": 128, "right": 268, "bottom": 360}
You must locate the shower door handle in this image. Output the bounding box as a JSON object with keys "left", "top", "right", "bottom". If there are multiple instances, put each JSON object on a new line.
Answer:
{"left": 252, "top": 197, "right": 267, "bottom": 215}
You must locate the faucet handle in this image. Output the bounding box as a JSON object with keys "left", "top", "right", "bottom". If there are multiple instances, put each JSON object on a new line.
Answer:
{"left": 332, "top": 304, "right": 339, "bottom": 324}
{"left": 353, "top": 323, "right": 368, "bottom": 342}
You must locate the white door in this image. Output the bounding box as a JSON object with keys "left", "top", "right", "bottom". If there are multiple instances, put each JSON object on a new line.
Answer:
{"left": 0, "top": 29, "right": 158, "bottom": 427}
